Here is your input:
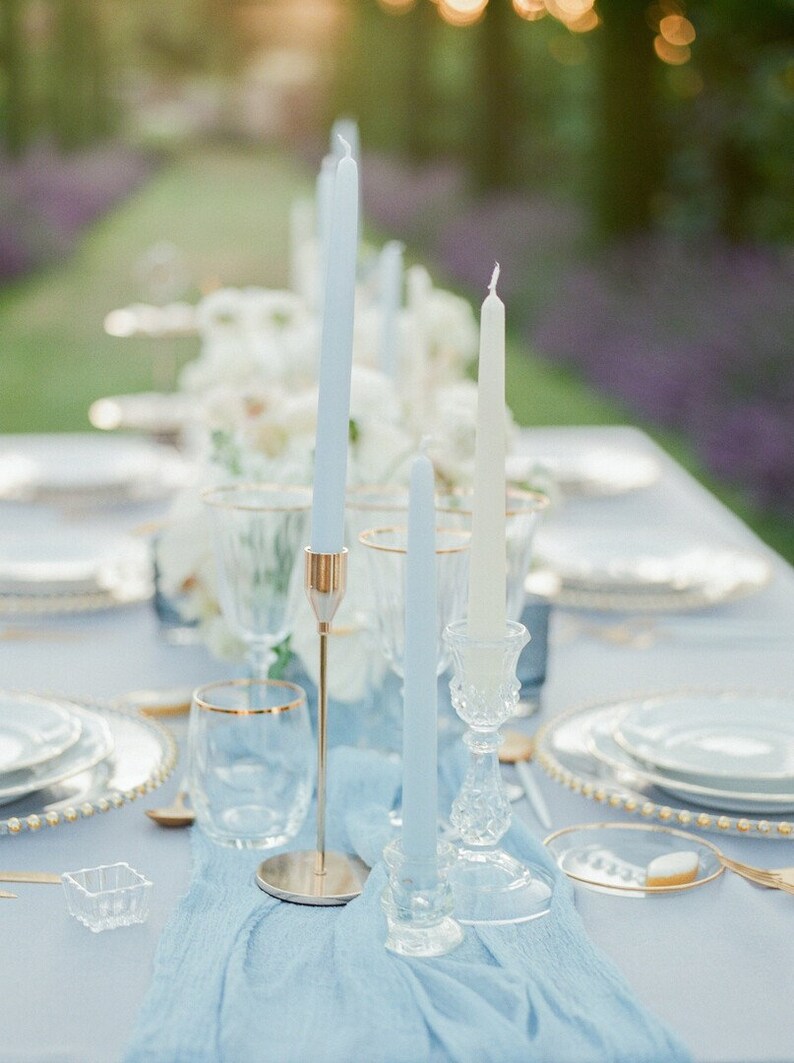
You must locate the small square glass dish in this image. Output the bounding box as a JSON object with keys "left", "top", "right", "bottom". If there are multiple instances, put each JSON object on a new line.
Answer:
{"left": 61, "top": 862, "right": 152, "bottom": 932}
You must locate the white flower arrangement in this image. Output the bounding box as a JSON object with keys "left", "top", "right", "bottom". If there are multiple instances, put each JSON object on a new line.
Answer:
{"left": 156, "top": 265, "right": 525, "bottom": 699}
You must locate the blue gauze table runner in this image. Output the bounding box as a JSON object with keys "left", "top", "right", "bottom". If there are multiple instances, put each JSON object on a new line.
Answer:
{"left": 124, "top": 747, "right": 691, "bottom": 1063}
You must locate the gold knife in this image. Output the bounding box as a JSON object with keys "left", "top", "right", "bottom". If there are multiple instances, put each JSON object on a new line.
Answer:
{"left": 0, "top": 889, "right": 17, "bottom": 899}
{"left": 0, "top": 871, "right": 61, "bottom": 884}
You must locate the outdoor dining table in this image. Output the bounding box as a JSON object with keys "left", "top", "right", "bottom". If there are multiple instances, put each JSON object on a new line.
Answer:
{"left": 1, "top": 424, "right": 792, "bottom": 1063}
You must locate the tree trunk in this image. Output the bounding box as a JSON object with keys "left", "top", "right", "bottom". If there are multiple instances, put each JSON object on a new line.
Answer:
{"left": 473, "top": 0, "right": 523, "bottom": 192}
{"left": 2, "top": 0, "right": 27, "bottom": 156}
{"left": 51, "top": 0, "right": 112, "bottom": 150}
{"left": 593, "top": 0, "right": 663, "bottom": 237}
{"left": 403, "top": 1, "right": 435, "bottom": 163}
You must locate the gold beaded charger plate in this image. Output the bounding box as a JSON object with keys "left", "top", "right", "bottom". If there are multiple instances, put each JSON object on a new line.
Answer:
{"left": 0, "top": 700, "right": 176, "bottom": 837}
{"left": 534, "top": 689, "right": 794, "bottom": 841}
{"left": 527, "top": 531, "right": 769, "bottom": 616}
{"left": 0, "top": 533, "right": 153, "bottom": 617}
{"left": 0, "top": 702, "right": 113, "bottom": 806}
{"left": 0, "top": 581, "right": 153, "bottom": 618}
{"left": 586, "top": 703, "right": 794, "bottom": 813}
{"left": 0, "top": 433, "right": 188, "bottom": 505}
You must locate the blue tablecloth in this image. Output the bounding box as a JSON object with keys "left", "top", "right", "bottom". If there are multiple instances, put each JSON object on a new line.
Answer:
{"left": 124, "top": 747, "right": 689, "bottom": 1063}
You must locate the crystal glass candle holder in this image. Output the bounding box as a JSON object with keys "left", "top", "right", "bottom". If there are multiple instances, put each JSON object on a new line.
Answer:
{"left": 382, "top": 838, "right": 464, "bottom": 958}
{"left": 61, "top": 862, "right": 152, "bottom": 933}
{"left": 444, "top": 620, "right": 554, "bottom": 925}
{"left": 438, "top": 488, "right": 549, "bottom": 719}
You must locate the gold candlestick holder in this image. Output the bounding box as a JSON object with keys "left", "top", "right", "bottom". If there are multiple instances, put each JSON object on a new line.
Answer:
{"left": 256, "top": 547, "right": 370, "bottom": 905}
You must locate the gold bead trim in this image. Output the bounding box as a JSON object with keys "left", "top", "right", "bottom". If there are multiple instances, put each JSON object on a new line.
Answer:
{"left": 1, "top": 698, "right": 176, "bottom": 837}
{"left": 532, "top": 689, "right": 794, "bottom": 842}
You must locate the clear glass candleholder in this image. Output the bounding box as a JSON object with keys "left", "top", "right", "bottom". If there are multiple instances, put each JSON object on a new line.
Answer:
{"left": 444, "top": 619, "right": 554, "bottom": 925}
{"left": 437, "top": 488, "right": 549, "bottom": 720}
{"left": 382, "top": 838, "right": 464, "bottom": 958}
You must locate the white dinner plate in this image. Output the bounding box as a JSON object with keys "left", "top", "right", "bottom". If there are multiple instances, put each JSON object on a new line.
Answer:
{"left": 614, "top": 693, "right": 794, "bottom": 787}
{"left": 531, "top": 526, "right": 770, "bottom": 612}
{"left": 0, "top": 433, "right": 187, "bottom": 503}
{"left": 0, "top": 702, "right": 114, "bottom": 806}
{"left": 0, "top": 693, "right": 82, "bottom": 774}
{"left": 0, "top": 530, "right": 150, "bottom": 597}
{"left": 507, "top": 446, "right": 660, "bottom": 498}
{"left": 587, "top": 706, "right": 794, "bottom": 813}
{"left": 0, "top": 701, "right": 176, "bottom": 836}
{"left": 535, "top": 691, "right": 794, "bottom": 836}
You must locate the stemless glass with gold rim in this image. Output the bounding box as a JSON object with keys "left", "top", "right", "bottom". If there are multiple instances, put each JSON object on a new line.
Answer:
{"left": 188, "top": 678, "right": 313, "bottom": 850}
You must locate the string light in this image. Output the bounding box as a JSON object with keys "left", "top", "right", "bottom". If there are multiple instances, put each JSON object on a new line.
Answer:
{"left": 653, "top": 34, "right": 690, "bottom": 65}
{"left": 513, "top": 0, "right": 546, "bottom": 21}
{"left": 376, "top": 0, "right": 689, "bottom": 54}
{"left": 437, "top": 0, "right": 488, "bottom": 25}
{"left": 659, "top": 14, "right": 696, "bottom": 46}
{"left": 377, "top": 0, "right": 417, "bottom": 11}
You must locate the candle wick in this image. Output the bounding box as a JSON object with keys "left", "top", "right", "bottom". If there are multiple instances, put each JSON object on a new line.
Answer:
{"left": 337, "top": 135, "right": 352, "bottom": 159}
{"left": 488, "top": 262, "right": 500, "bottom": 294}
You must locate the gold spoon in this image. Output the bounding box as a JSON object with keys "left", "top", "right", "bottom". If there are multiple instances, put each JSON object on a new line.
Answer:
{"left": 145, "top": 788, "right": 194, "bottom": 828}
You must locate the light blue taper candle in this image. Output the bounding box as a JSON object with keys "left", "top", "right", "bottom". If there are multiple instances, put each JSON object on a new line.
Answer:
{"left": 401, "top": 448, "right": 439, "bottom": 872}
{"left": 309, "top": 140, "right": 359, "bottom": 554}
{"left": 314, "top": 154, "right": 337, "bottom": 316}
{"left": 378, "top": 240, "right": 404, "bottom": 378}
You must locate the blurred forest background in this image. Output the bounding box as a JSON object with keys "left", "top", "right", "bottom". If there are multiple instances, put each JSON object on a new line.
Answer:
{"left": 0, "top": 0, "right": 792, "bottom": 555}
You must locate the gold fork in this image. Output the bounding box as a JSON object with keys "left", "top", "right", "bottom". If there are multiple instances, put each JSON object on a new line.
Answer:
{"left": 720, "top": 856, "right": 794, "bottom": 894}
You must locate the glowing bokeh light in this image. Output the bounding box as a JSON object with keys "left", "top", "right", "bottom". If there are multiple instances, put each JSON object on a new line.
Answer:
{"left": 565, "top": 8, "right": 599, "bottom": 32}
{"left": 551, "top": 0, "right": 594, "bottom": 16}
{"left": 660, "top": 14, "right": 696, "bottom": 46}
{"left": 513, "top": 0, "right": 546, "bottom": 20}
{"left": 377, "top": 0, "right": 416, "bottom": 11}
{"left": 646, "top": 0, "right": 683, "bottom": 31}
{"left": 443, "top": 0, "right": 488, "bottom": 12}
{"left": 438, "top": 0, "right": 488, "bottom": 25}
{"left": 654, "top": 34, "right": 691, "bottom": 65}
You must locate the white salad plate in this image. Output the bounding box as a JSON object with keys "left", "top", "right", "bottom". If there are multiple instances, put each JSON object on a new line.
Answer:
{"left": 586, "top": 707, "right": 794, "bottom": 813}
{"left": 0, "top": 702, "right": 114, "bottom": 806}
{"left": 0, "top": 693, "right": 83, "bottom": 774}
{"left": 613, "top": 693, "right": 794, "bottom": 787}
{"left": 534, "top": 689, "right": 794, "bottom": 837}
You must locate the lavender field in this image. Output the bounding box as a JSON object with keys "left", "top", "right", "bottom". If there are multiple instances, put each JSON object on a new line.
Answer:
{"left": 362, "top": 152, "right": 794, "bottom": 525}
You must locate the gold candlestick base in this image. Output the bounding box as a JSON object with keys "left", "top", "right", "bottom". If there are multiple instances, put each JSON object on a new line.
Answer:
{"left": 256, "top": 850, "right": 370, "bottom": 906}
{"left": 255, "top": 547, "right": 370, "bottom": 906}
